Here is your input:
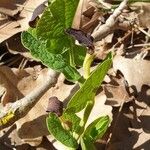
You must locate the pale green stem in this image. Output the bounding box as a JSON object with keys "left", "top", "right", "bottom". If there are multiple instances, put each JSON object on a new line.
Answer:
{"left": 83, "top": 53, "right": 95, "bottom": 79}
{"left": 69, "top": 40, "right": 76, "bottom": 67}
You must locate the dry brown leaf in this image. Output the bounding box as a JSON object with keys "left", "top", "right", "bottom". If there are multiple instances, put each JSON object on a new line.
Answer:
{"left": 129, "top": 100, "right": 150, "bottom": 132}
{"left": 0, "top": 66, "right": 24, "bottom": 106}
{"left": 0, "top": 0, "right": 46, "bottom": 43}
{"left": 108, "top": 127, "right": 150, "bottom": 150}
{"left": 113, "top": 56, "right": 150, "bottom": 92}
{"left": 94, "top": 38, "right": 112, "bottom": 60}
{"left": 13, "top": 66, "right": 52, "bottom": 95}
{"left": 72, "top": 0, "right": 85, "bottom": 29}
{"left": 0, "top": 20, "right": 21, "bottom": 43}
{"left": 5, "top": 33, "right": 33, "bottom": 59}
{"left": 107, "top": 100, "right": 150, "bottom": 150}
{"left": 107, "top": 104, "right": 132, "bottom": 150}
{"left": 73, "top": 0, "right": 103, "bottom": 34}
{"left": 107, "top": 55, "right": 150, "bottom": 149}
{"left": 81, "top": 11, "right": 101, "bottom": 33}
{"left": 0, "top": 124, "right": 56, "bottom": 149}
{"left": 130, "top": 128, "right": 150, "bottom": 149}
{"left": 104, "top": 73, "right": 133, "bottom": 107}
{"left": 0, "top": 65, "right": 50, "bottom": 107}
{"left": 0, "top": 0, "right": 24, "bottom": 16}
{"left": 130, "top": 2, "right": 150, "bottom": 28}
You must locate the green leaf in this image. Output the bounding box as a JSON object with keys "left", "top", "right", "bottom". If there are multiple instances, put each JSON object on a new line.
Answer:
{"left": 46, "top": 113, "right": 78, "bottom": 149}
{"left": 83, "top": 115, "right": 110, "bottom": 142}
{"left": 73, "top": 101, "right": 94, "bottom": 137}
{"left": 80, "top": 137, "right": 96, "bottom": 150}
{"left": 36, "top": 0, "right": 86, "bottom": 67}
{"left": 80, "top": 101, "right": 94, "bottom": 128}
{"left": 21, "top": 31, "right": 81, "bottom": 81}
{"left": 65, "top": 53, "right": 113, "bottom": 113}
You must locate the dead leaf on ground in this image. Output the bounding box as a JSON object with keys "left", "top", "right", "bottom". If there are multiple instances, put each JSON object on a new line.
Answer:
{"left": 5, "top": 32, "right": 33, "bottom": 59}
{"left": 108, "top": 128, "right": 150, "bottom": 150}
{"left": 73, "top": 0, "right": 104, "bottom": 33}
{"left": 1, "top": 1, "right": 150, "bottom": 150}
{"left": 0, "top": 0, "right": 26, "bottom": 16}
{"left": 107, "top": 54, "right": 150, "bottom": 150}
{"left": 0, "top": 66, "right": 44, "bottom": 105}
{"left": 0, "top": 65, "right": 51, "bottom": 107}
{"left": 107, "top": 101, "right": 150, "bottom": 150}
{"left": 113, "top": 56, "right": 150, "bottom": 92}
{"left": 0, "top": 66, "right": 24, "bottom": 106}
{"left": 104, "top": 72, "right": 133, "bottom": 107}
{"left": 130, "top": 2, "right": 150, "bottom": 28}
{"left": 0, "top": 0, "right": 46, "bottom": 43}
{"left": 0, "top": 124, "right": 56, "bottom": 150}
{"left": 107, "top": 104, "right": 132, "bottom": 150}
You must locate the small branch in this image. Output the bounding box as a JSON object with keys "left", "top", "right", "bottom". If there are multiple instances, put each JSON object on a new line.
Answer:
{"left": 135, "top": 25, "right": 150, "bottom": 38}
{"left": 92, "top": 0, "right": 128, "bottom": 42}
{"left": 0, "top": 69, "right": 59, "bottom": 130}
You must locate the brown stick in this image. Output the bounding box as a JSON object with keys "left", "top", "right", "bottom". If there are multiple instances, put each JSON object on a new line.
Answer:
{"left": 92, "top": 0, "right": 129, "bottom": 42}
{"left": 0, "top": 70, "right": 59, "bottom": 130}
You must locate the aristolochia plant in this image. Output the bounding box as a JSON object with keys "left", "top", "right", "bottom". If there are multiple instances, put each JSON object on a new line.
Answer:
{"left": 21, "top": 0, "right": 112, "bottom": 149}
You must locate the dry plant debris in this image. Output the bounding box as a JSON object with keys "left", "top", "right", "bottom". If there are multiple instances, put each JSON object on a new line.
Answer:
{"left": 0, "top": 0, "right": 150, "bottom": 149}
{"left": 0, "top": 0, "right": 46, "bottom": 43}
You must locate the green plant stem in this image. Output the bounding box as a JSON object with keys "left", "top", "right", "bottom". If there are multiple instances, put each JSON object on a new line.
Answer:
{"left": 83, "top": 53, "right": 95, "bottom": 79}
{"left": 69, "top": 40, "right": 76, "bottom": 67}
{"left": 75, "top": 101, "right": 94, "bottom": 141}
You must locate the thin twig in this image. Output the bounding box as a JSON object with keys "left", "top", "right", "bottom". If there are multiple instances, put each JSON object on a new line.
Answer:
{"left": 113, "top": 30, "right": 132, "bottom": 48}
{"left": 134, "top": 24, "right": 150, "bottom": 38}
{"left": 92, "top": 0, "right": 128, "bottom": 42}
{"left": 127, "top": 43, "right": 150, "bottom": 49}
